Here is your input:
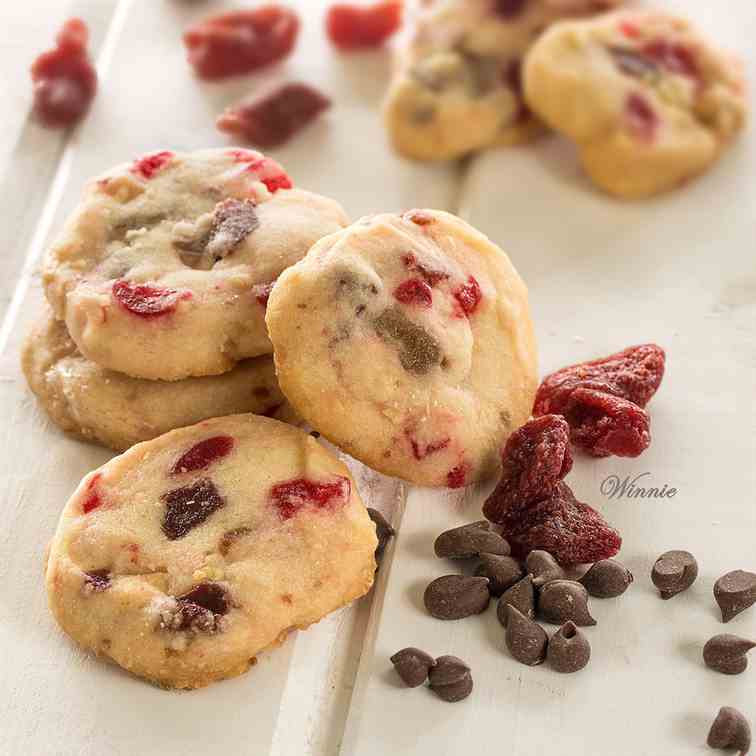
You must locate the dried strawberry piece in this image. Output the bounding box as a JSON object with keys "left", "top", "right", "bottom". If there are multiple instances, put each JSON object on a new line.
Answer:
{"left": 446, "top": 463, "right": 470, "bottom": 489}
{"left": 533, "top": 344, "right": 665, "bottom": 417}
{"left": 483, "top": 415, "right": 573, "bottom": 524}
{"left": 217, "top": 83, "right": 331, "bottom": 148}
{"left": 642, "top": 39, "right": 698, "bottom": 79}
{"left": 326, "top": 2, "right": 402, "bottom": 50}
{"left": 161, "top": 478, "right": 225, "bottom": 540}
{"left": 228, "top": 151, "right": 293, "bottom": 193}
{"left": 131, "top": 150, "right": 175, "bottom": 180}
{"left": 183, "top": 7, "right": 300, "bottom": 80}
{"left": 625, "top": 92, "right": 659, "bottom": 142}
{"left": 499, "top": 482, "right": 622, "bottom": 565}
{"left": 564, "top": 388, "right": 651, "bottom": 458}
{"left": 394, "top": 278, "right": 433, "bottom": 308}
{"left": 170, "top": 436, "right": 234, "bottom": 475}
{"left": 402, "top": 253, "right": 448, "bottom": 286}
{"left": 84, "top": 569, "right": 111, "bottom": 592}
{"left": 82, "top": 473, "right": 103, "bottom": 513}
{"left": 30, "top": 18, "right": 97, "bottom": 128}
{"left": 112, "top": 279, "right": 190, "bottom": 319}
{"left": 406, "top": 431, "right": 450, "bottom": 461}
{"left": 452, "top": 276, "right": 482, "bottom": 317}
{"left": 271, "top": 477, "right": 350, "bottom": 520}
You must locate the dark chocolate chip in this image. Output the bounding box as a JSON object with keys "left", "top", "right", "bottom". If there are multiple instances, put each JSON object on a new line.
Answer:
{"left": 178, "top": 582, "right": 230, "bottom": 616}
{"left": 714, "top": 570, "right": 756, "bottom": 623}
{"left": 207, "top": 199, "right": 259, "bottom": 259}
{"left": 169, "top": 582, "right": 230, "bottom": 633}
{"left": 651, "top": 550, "right": 698, "bottom": 599}
{"left": 547, "top": 621, "right": 591, "bottom": 673}
{"left": 526, "top": 550, "right": 565, "bottom": 587}
{"left": 703, "top": 634, "right": 756, "bottom": 675}
{"left": 368, "top": 508, "right": 395, "bottom": 561}
{"left": 434, "top": 521, "right": 510, "bottom": 559}
{"left": 161, "top": 478, "right": 225, "bottom": 540}
{"left": 373, "top": 307, "right": 442, "bottom": 375}
{"left": 497, "top": 575, "right": 536, "bottom": 626}
{"left": 424, "top": 575, "right": 490, "bottom": 620}
{"left": 390, "top": 647, "right": 435, "bottom": 687}
{"left": 539, "top": 580, "right": 596, "bottom": 626}
{"left": 475, "top": 554, "right": 524, "bottom": 597}
{"left": 708, "top": 706, "right": 751, "bottom": 754}
{"left": 579, "top": 559, "right": 634, "bottom": 598}
{"left": 83, "top": 569, "right": 111, "bottom": 593}
{"left": 505, "top": 605, "right": 548, "bottom": 666}
{"left": 428, "top": 655, "right": 473, "bottom": 702}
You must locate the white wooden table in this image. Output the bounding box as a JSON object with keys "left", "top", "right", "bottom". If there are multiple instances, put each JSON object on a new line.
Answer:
{"left": 1, "top": 2, "right": 754, "bottom": 755}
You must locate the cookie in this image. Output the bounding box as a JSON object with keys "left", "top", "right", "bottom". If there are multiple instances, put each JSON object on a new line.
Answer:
{"left": 42, "top": 148, "right": 349, "bottom": 380}
{"left": 45, "top": 414, "right": 377, "bottom": 689}
{"left": 384, "top": 0, "right": 624, "bottom": 161}
{"left": 266, "top": 209, "right": 538, "bottom": 488}
{"left": 524, "top": 10, "right": 748, "bottom": 198}
{"left": 22, "top": 311, "right": 297, "bottom": 452}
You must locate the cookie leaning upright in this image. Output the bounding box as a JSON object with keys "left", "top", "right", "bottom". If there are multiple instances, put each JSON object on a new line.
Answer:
{"left": 45, "top": 414, "right": 377, "bottom": 689}
{"left": 42, "top": 148, "right": 349, "bottom": 380}
{"left": 266, "top": 209, "right": 538, "bottom": 489}
{"left": 523, "top": 10, "right": 748, "bottom": 198}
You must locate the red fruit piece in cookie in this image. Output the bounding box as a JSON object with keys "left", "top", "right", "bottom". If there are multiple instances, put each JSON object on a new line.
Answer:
{"left": 499, "top": 482, "right": 622, "bottom": 565}
{"left": 217, "top": 83, "right": 332, "bottom": 148}
{"left": 270, "top": 477, "right": 350, "bottom": 520}
{"left": 82, "top": 473, "right": 103, "bottom": 514}
{"left": 452, "top": 276, "right": 482, "bottom": 317}
{"left": 112, "top": 280, "right": 190, "bottom": 319}
{"left": 253, "top": 281, "right": 276, "bottom": 307}
{"left": 406, "top": 430, "right": 450, "bottom": 461}
{"left": 170, "top": 436, "right": 234, "bottom": 475}
{"left": 483, "top": 415, "right": 573, "bottom": 524}
{"left": 183, "top": 7, "right": 300, "bottom": 80}
{"left": 30, "top": 18, "right": 97, "bottom": 128}
{"left": 394, "top": 278, "right": 433, "bottom": 308}
{"left": 446, "top": 463, "right": 470, "bottom": 489}
{"left": 564, "top": 388, "right": 651, "bottom": 458}
{"left": 131, "top": 151, "right": 175, "bottom": 180}
{"left": 402, "top": 253, "right": 448, "bottom": 286}
{"left": 161, "top": 478, "right": 225, "bottom": 540}
{"left": 625, "top": 92, "right": 659, "bottom": 142}
{"left": 642, "top": 39, "right": 698, "bottom": 79}
{"left": 326, "top": 2, "right": 402, "bottom": 50}
{"left": 83, "top": 569, "right": 111, "bottom": 592}
{"left": 228, "top": 150, "right": 293, "bottom": 193}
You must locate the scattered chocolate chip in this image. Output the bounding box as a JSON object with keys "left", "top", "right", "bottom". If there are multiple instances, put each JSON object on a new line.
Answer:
{"left": 206, "top": 199, "right": 259, "bottom": 260}
{"left": 539, "top": 580, "right": 596, "bottom": 626}
{"left": 547, "top": 621, "right": 591, "bottom": 673}
{"left": 434, "top": 521, "right": 510, "bottom": 559}
{"left": 704, "top": 634, "right": 756, "bottom": 675}
{"left": 714, "top": 570, "right": 756, "bottom": 623}
{"left": 390, "top": 647, "right": 435, "bottom": 687}
{"left": 424, "top": 575, "right": 490, "bottom": 620}
{"left": 373, "top": 307, "right": 442, "bottom": 374}
{"left": 368, "top": 508, "right": 395, "bottom": 561}
{"left": 505, "top": 605, "right": 548, "bottom": 666}
{"left": 166, "top": 582, "right": 230, "bottom": 633}
{"left": 497, "top": 575, "right": 536, "bottom": 626}
{"left": 579, "top": 559, "right": 634, "bottom": 598}
{"left": 475, "top": 554, "right": 524, "bottom": 597}
{"left": 428, "top": 655, "right": 473, "bottom": 702}
{"left": 708, "top": 706, "right": 751, "bottom": 755}
{"left": 161, "top": 478, "right": 225, "bottom": 540}
{"left": 526, "top": 550, "right": 565, "bottom": 587}
{"left": 651, "top": 550, "right": 698, "bottom": 599}
{"left": 83, "top": 569, "right": 111, "bottom": 593}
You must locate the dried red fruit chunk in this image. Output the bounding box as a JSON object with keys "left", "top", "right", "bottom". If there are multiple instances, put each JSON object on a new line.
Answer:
{"left": 446, "top": 463, "right": 470, "bottom": 489}
{"left": 217, "top": 83, "right": 331, "bottom": 148}
{"left": 493, "top": 0, "right": 527, "bottom": 18}
{"left": 228, "top": 150, "right": 293, "bottom": 193}
{"left": 642, "top": 39, "right": 698, "bottom": 78}
{"left": 483, "top": 415, "right": 573, "bottom": 524}
{"left": 326, "top": 2, "right": 402, "bottom": 50}
{"left": 394, "top": 278, "right": 433, "bottom": 308}
{"left": 30, "top": 18, "right": 97, "bottom": 128}
{"left": 499, "top": 482, "right": 622, "bottom": 565}
{"left": 183, "top": 7, "right": 300, "bottom": 80}
{"left": 170, "top": 583, "right": 230, "bottom": 633}
{"left": 564, "top": 388, "right": 650, "bottom": 458}
{"left": 404, "top": 210, "right": 435, "bottom": 226}
{"left": 170, "top": 436, "right": 234, "bottom": 475}
{"left": 84, "top": 569, "right": 111, "bottom": 592}
{"left": 112, "top": 279, "right": 189, "bottom": 319}
{"left": 161, "top": 478, "right": 225, "bottom": 540}
{"left": 402, "top": 253, "right": 448, "bottom": 286}
{"left": 253, "top": 281, "right": 276, "bottom": 307}
{"left": 625, "top": 92, "right": 659, "bottom": 142}
{"left": 131, "top": 150, "right": 174, "bottom": 179}
{"left": 619, "top": 20, "right": 641, "bottom": 39}
{"left": 406, "top": 432, "right": 450, "bottom": 461}
{"left": 452, "top": 276, "right": 482, "bottom": 317}
{"left": 82, "top": 473, "right": 103, "bottom": 514}
{"left": 270, "top": 477, "right": 350, "bottom": 520}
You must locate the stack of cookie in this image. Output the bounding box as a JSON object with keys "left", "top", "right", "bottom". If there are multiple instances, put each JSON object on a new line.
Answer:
{"left": 23, "top": 147, "right": 350, "bottom": 451}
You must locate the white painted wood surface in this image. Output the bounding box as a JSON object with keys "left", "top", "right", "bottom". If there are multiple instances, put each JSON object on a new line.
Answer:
{"left": 1, "top": 1, "right": 755, "bottom": 755}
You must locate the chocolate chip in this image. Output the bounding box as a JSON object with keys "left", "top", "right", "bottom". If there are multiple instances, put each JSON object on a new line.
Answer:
{"left": 704, "top": 634, "right": 756, "bottom": 675}
{"left": 424, "top": 575, "right": 490, "bottom": 620}
{"left": 207, "top": 199, "right": 259, "bottom": 260}
{"left": 434, "top": 521, "right": 510, "bottom": 559}
{"left": 475, "top": 554, "right": 524, "bottom": 597}
{"left": 179, "top": 582, "right": 229, "bottom": 616}
{"left": 368, "top": 508, "right": 395, "bottom": 561}
{"left": 83, "top": 569, "right": 111, "bottom": 593}
{"left": 547, "top": 621, "right": 591, "bottom": 673}
{"left": 714, "top": 570, "right": 756, "bottom": 623}
{"left": 707, "top": 706, "right": 751, "bottom": 754}
{"left": 579, "top": 559, "right": 634, "bottom": 598}
{"left": 373, "top": 307, "right": 442, "bottom": 375}
{"left": 390, "top": 647, "right": 435, "bottom": 687}
{"left": 505, "top": 605, "right": 548, "bottom": 666}
{"left": 161, "top": 478, "right": 225, "bottom": 540}
{"left": 497, "top": 575, "right": 536, "bottom": 626}
{"left": 539, "top": 580, "right": 596, "bottom": 626}
{"left": 428, "top": 655, "right": 473, "bottom": 702}
{"left": 526, "top": 550, "right": 565, "bottom": 587}
{"left": 167, "top": 582, "right": 230, "bottom": 633}
{"left": 651, "top": 550, "right": 698, "bottom": 599}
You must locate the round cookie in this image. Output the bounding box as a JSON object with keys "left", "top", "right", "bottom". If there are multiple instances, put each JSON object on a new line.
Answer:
{"left": 43, "top": 148, "right": 349, "bottom": 380}
{"left": 523, "top": 10, "right": 748, "bottom": 198}
{"left": 22, "top": 312, "right": 298, "bottom": 452}
{"left": 266, "top": 209, "right": 538, "bottom": 488}
{"left": 45, "top": 414, "right": 377, "bottom": 689}
{"left": 384, "top": 0, "right": 624, "bottom": 161}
